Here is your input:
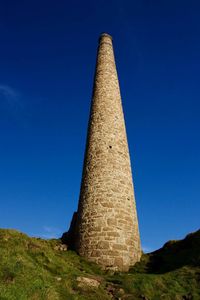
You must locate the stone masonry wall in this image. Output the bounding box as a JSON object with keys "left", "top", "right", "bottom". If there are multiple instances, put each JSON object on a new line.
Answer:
{"left": 74, "top": 33, "right": 141, "bottom": 271}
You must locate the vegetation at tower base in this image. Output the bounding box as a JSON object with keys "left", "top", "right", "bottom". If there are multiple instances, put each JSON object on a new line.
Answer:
{"left": 0, "top": 228, "right": 200, "bottom": 299}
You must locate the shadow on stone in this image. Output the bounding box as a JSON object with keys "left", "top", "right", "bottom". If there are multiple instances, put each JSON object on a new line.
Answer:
{"left": 61, "top": 211, "right": 78, "bottom": 250}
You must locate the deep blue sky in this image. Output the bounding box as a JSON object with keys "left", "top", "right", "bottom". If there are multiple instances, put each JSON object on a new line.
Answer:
{"left": 0, "top": 0, "right": 199, "bottom": 252}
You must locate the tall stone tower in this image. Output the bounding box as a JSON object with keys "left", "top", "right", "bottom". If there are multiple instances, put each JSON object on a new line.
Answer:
{"left": 65, "top": 33, "right": 141, "bottom": 271}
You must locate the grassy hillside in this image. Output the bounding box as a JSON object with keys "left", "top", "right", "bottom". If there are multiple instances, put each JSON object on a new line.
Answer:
{"left": 0, "top": 228, "right": 199, "bottom": 300}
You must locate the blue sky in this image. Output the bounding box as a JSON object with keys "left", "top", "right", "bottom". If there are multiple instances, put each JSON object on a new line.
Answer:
{"left": 0, "top": 0, "right": 199, "bottom": 252}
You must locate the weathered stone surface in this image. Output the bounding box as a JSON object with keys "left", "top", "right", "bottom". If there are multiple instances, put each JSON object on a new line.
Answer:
{"left": 77, "top": 276, "right": 101, "bottom": 288}
{"left": 69, "top": 33, "right": 141, "bottom": 271}
{"left": 54, "top": 244, "right": 68, "bottom": 251}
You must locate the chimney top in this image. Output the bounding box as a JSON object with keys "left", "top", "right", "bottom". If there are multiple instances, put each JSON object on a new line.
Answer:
{"left": 99, "top": 33, "right": 112, "bottom": 43}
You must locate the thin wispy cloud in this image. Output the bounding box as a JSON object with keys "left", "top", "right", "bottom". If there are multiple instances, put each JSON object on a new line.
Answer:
{"left": 0, "top": 84, "right": 27, "bottom": 121}
{"left": 35, "top": 226, "right": 62, "bottom": 239}
{"left": 0, "top": 84, "right": 19, "bottom": 103}
{"left": 142, "top": 245, "right": 153, "bottom": 254}
{"left": 0, "top": 84, "right": 24, "bottom": 113}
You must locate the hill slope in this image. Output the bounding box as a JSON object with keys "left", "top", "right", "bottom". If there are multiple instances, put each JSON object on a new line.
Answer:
{"left": 0, "top": 228, "right": 199, "bottom": 300}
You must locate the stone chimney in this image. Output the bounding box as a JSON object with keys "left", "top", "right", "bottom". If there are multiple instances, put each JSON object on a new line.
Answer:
{"left": 67, "top": 33, "right": 141, "bottom": 271}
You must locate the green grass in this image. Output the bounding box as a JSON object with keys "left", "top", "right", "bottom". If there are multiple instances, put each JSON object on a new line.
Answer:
{"left": 0, "top": 228, "right": 199, "bottom": 300}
